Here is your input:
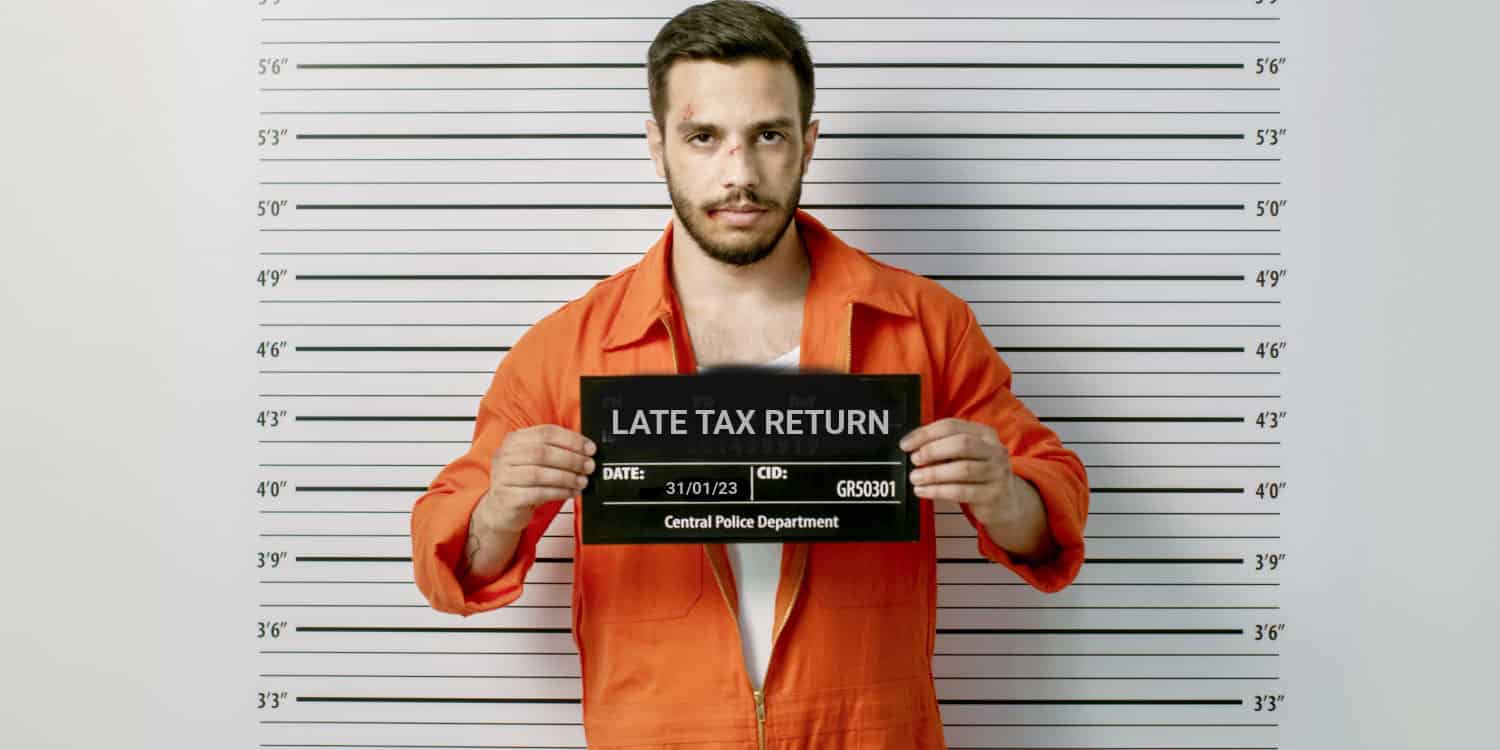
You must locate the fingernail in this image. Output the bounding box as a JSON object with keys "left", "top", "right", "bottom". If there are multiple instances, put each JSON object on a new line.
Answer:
{"left": 586, "top": 440, "right": 597, "bottom": 455}
{"left": 585, "top": 459, "right": 595, "bottom": 472}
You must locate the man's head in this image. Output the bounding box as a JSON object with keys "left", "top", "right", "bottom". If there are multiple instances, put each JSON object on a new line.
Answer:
{"left": 645, "top": 1, "right": 819, "bottom": 267}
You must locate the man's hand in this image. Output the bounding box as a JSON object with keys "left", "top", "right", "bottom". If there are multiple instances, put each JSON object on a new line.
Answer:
{"left": 897, "top": 417, "right": 1017, "bottom": 524}
{"left": 458, "top": 425, "right": 596, "bottom": 586}
{"left": 478, "top": 424, "right": 597, "bottom": 532}
{"left": 898, "top": 417, "right": 1056, "bottom": 560}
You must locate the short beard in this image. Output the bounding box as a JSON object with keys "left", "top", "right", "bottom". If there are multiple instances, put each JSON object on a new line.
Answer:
{"left": 664, "top": 158, "right": 803, "bottom": 267}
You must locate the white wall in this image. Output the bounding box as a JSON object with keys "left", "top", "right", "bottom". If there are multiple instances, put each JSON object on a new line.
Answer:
{"left": 2, "top": 1, "right": 1495, "bottom": 747}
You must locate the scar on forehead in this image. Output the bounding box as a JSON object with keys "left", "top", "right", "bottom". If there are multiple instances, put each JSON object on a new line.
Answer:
{"left": 681, "top": 101, "right": 694, "bottom": 120}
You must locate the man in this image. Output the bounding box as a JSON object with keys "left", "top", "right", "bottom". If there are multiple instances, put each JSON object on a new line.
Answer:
{"left": 410, "top": 2, "right": 1089, "bottom": 747}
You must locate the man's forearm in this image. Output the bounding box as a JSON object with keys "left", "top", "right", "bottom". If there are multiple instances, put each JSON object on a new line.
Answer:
{"left": 456, "top": 495, "right": 529, "bottom": 587}
{"left": 973, "top": 475, "right": 1058, "bottom": 562}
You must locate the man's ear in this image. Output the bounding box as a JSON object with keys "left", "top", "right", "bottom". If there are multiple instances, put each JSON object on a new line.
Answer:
{"left": 646, "top": 118, "right": 666, "bottom": 179}
{"left": 800, "top": 118, "right": 820, "bottom": 174}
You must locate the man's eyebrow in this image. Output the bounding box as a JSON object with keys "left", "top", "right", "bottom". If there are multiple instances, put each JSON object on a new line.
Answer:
{"left": 676, "top": 117, "right": 797, "bottom": 134}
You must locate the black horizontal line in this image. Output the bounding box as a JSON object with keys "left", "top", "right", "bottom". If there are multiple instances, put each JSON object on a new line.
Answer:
{"left": 297, "top": 131, "right": 1244, "bottom": 140}
{"left": 942, "top": 558, "right": 1245, "bottom": 565}
{"left": 262, "top": 251, "right": 1283, "bottom": 256}
{"left": 299, "top": 61, "right": 1243, "bottom": 70}
{"left": 259, "top": 464, "right": 444, "bottom": 468}
{"left": 261, "top": 370, "right": 495, "bottom": 374}
{"left": 263, "top": 673, "right": 1275, "bottom": 681}
{"left": 263, "top": 157, "right": 1281, "bottom": 163}
{"left": 999, "top": 347, "right": 1245, "bottom": 352}
{"left": 297, "top": 486, "right": 428, "bottom": 492}
{"left": 257, "top": 533, "right": 1282, "bottom": 540}
{"left": 299, "top": 626, "right": 571, "bottom": 634}
{"left": 1050, "top": 463, "right": 1277, "bottom": 467}
{"left": 264, "top": 649, "right": 1276, "bottom": 657}
{"left": 296, "top": 556, "right": 412, "bottom": 562}
{"left": 257, "top": 394, "right": 1279, "bottom": 400}
{"left": 1086, "top": 512, "right": 1279, "bottom": 516}
{"left": 264, "top": 650, "right": 579, "bottom": 656}
{"left": 263, "top": 673, "right": 579, "bottom": 679}
{"left": 296, "top": 345, "right": 510, "bottom": 351}
{"left": 1083, "top": 536, "right": 1280, "bottom": 540}
{"left": 264, "top": 86, "right": 1279, "bottom": 92}
{"left": 293, "top": 415, "right": 472, "bottom": 422}
{"left": 260, "top": 113, "right": 1283, "bottom": 119}
{"left": 260, "top": 603, "right": 565, "bottom": 607}
{"left": 257, "top": 370, "right": 1280, "bottom": 376}
{"left": 259, "top": 325, "right": 1280, "bottom": 331}
{"left": 263, "top": 229, "right": 1282, "bottom": 234}
{"left": 259, "top": 604, "right": 1282, "bottom": 611}
{"left": 937, "top": 628, "right": 1243, "bottom": 635}
{"left": 288, "top": 556, "right": 1245, "bottom": 566}
{"left": 1091, "top": 487, "right": 1244, "bottom": 493}
{"left": 292, "top": 625, "right": 1244, "bottom": 636}
{"left": 1044, "top": 416, "right": 1246, "bottom": 422}
{"left": 298, "top": 695, "right": 580, "bottom": 704}
{"left": 295, "top": 203, "right": 1246, "bottom": 211}
{"left": 266, "top": 179, "right": 1283, "bottom": 185}
{"left": 258, "top": 438, "right": 468, "bottom": 444}
{"left": 262, "top": 16, "right": 1281, "bottom": 22}
{"left": 280, "top": 414, "right": 1248, "bottom": 423}
{"left": 937, "top": 606, "right": 1279, "bottom": 611}
{"left": 260, "top": 580, "right": 1277, "bottom": 586}
{"left": 289, "top": 695, "right": 1245, "bottom": 707}
{"left": 264, "top": 39, "right": 1284, "bottom": 46}
{"left": 292, "top": 273, "right": 1246, "bottom": 280}
{"left": 941, "top": 698, "right": 1243, "bottom": 705}
{"left": 259, "top": 510, "right": 414, "bottom": 514}
{"left": 1013, "top": 370, "right": 1280, "bottom": 374}
{"left": 266, "top": 299, "right": 1274, "bottom": 304}
{"left": 252, "top": 722, "right": 1282, "bottom": 733}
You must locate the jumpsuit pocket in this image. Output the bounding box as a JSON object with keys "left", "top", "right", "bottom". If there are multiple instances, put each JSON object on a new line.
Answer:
{"left": 810, "top": 541, "right": 922, "bottom": 608}
{"left": 579, "top": 543, "right": 705, "bottom": 623}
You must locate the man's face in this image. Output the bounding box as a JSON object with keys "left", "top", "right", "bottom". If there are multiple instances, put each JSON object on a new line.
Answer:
{"left": 648, "top": 57, "right": 819, "bottom": 267}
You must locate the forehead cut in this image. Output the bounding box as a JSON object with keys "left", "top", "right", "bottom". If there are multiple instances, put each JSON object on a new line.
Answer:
{"left": 663, "top": 58, "right": 801, "bottom": 127}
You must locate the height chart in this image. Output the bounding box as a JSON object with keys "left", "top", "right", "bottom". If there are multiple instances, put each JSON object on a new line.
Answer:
{"left": 253, "top": 1, "right": 1294, "bottom": 748}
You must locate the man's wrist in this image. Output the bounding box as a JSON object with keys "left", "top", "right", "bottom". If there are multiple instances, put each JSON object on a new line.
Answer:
{"left": 474, "top": 491, "right": 532, "bottom": 534}
{"left": 970, "top": 474, "right": 1029, "bottom": 526}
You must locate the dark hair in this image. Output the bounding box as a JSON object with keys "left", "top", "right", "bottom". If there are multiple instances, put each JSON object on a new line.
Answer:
{"left": 647, "top": 1, "right": 815, "bottom": 135}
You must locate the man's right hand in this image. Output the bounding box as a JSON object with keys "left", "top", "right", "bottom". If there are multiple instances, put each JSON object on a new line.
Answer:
{"left": 475, "top": 424, "right": 598, "bottom": 534}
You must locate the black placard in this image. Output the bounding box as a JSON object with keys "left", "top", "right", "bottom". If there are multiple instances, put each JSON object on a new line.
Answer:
{"left": 579, "top": 371, "right": 920, "bottom": 544}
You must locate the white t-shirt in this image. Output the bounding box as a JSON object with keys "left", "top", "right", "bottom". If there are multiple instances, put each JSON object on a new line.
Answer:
{"left": 701, "top": 344, "right": 799, "bottom": 690}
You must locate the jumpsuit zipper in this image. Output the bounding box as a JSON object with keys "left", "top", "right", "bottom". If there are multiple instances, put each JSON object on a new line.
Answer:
{"left": 661, "top": 310, "right": 767, "bottom": 749}
{"left": 660, "top": 302, "right": 854, "bottom": 749}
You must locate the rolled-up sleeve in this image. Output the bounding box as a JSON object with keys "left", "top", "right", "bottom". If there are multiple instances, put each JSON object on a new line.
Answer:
{"left": 409, "top": 330, "right": 567, "bottom": 616}
{"left": 937, "top": 304, "right": 1090, "bottom": 593}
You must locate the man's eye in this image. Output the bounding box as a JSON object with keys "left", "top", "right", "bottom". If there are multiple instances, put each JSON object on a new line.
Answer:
{"left": 761, "top": 131, "right": 785, "bottom": 143}
{"left": 689, "top": 133, "right": 712, "bottom": 144}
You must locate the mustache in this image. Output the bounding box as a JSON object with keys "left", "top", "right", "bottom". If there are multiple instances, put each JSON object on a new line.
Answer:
{"left": 707, "top": 196, "right": 773, "bottom": 211}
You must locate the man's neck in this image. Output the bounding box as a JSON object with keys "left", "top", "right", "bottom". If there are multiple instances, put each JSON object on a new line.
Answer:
{"left": 668, "top": 214, "right": 811, "bottom": 315}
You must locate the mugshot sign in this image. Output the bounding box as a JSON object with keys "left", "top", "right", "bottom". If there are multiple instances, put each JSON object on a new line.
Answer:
{"left": 578, "top": 371, "right": 920, "bottom": 544}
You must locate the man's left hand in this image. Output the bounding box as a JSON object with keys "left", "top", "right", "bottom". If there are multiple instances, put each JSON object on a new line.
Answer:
{"left": 898, "top": 417, "right": 1019, "bottom": 525}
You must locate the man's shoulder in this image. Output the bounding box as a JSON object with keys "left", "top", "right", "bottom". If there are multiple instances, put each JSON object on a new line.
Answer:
{"left": 857, "top": 249, "right": 973, "bottom": 323}
{"left": 512, "top": 262, "right": 640, "bottom": 346}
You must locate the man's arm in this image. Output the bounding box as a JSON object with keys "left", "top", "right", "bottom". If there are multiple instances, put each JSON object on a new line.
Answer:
{"left": 978, "top": 475, "right": 1059, "bottom": 562}
{"left": 410, "top": 326, "right": 566, "bottom": 616}
{"left": 454, "top": 492, "right": 530, "bottom": 589}
{"left": 937, "top": 304, "right": 1090, "bottom": 592}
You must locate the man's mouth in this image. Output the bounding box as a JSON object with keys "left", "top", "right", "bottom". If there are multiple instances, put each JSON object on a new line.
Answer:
{"left": 709, "top": 205, "right": 766, "bottom": 227}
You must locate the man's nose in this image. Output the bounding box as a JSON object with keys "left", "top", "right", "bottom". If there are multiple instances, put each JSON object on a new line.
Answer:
{"left": 721, "top": 138, "right": 760, "bottom": 189}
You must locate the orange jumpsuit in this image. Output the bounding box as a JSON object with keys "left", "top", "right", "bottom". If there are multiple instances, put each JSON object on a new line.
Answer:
{"left": 411, "top": 209, "right": 1090, "bottom": 748}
